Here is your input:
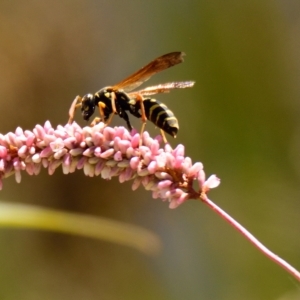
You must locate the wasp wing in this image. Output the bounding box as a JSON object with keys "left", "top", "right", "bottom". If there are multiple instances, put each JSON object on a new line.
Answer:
{"left": 128, "top": 81, "right": 195, "bottom": 98}
{"left": 111, "top": 52, "right": 186, "bottom": 92}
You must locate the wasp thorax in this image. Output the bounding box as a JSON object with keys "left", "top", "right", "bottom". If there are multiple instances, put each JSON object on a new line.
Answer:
{"left": 96, "top": 87, "right": 112, "bottom": 99}
{"left": 81, "top": 94, "right": 96, "bottom": 121}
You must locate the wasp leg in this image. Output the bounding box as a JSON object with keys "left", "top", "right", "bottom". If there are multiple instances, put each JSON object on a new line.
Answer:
{"left": 135, "top": 94, "right": 147, "bottom": 123}
{"left": 68, "top": 96, "right": 82, "bottom": 124}
{"left": 90, "top": 102, "right": 107, "bottom": 126}
{"left": 119, "top": 109, "right": 133, "bottom": 131}
{"left": 160, "top": 129, "right": 168, "bottom": 144}
{"left": 90, "top": 117, "right": 101, "bottom": 127}
{"left": 103, "top": 91, "right": 118, "bottom": 126}
{"left": 134, "top": 94, "right": 148, "bottom": 145}
{"left": 110, "top": 92, "right": 117, "bottom": 114}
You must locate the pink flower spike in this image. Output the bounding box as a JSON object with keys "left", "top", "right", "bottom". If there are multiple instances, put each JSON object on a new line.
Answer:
{"left": 83, "top": 147, "right": 96, "bottom": 157}
{"left": 156, "top": 153, "right": 167, "bottom": 168}
{"left": 130, "top": 157, "right": 140, "bottom": 170}
{"left": 15, "top": 127, "right": 24, "bottom": 136}
{"left": 182, "top": 157, "right": 192, "bottom": 174}
{"left": 109, "top": 166, "right": 121, "bottom": 177}
{"left": 169, "top": 199, "right": 180, "bottom": 209}
{"left": 144, "top": 179, "right": 156, "bottom": 191}
{"left": 68, "top": 157, "right": 78, "bottom": 173}
{"left": 164, "top": 143, "right": 173, "bottom": 153}
{"left": 13, "top": 159, "right": 22, "bottom": 171}
{"left": 154, "top": 172, "right": 172, "bottom": 180}
{"left": 130, "top": 128, "right": 138, "bottom": 136}
{"left": 0, "top": 134, "right": 8, "bottom": 147}
{"left": 103, "top": 127, "right": 116, "bottom": 141}
{"left": 63, "top": 153, "right": 71, "bottom": 166}
{"left": 132, "top": 177, "right": 142, "bottom": 191}
{"left": 88, "top": 157, "right": 99, "bottom": 165}
{"left": 85, "top": 137, "right": 93, "bottom": 147}
{"left": 131, "top": 134, "right": 140, "bottom": 148}
{"left": 33, "top": 124, "right": 45, "bottom": 140}
{"left": 40, "top": 146, "right": 53, "bottom": 158}
{"left": 17, "top": 145, "right": 27, "bottom": 158}
{"left": 48, "top": 160, "right": 62, "bottom": 175}
{"left": 119, "top": 170, "right": 126, "bottom": 183}
{"left": 43, "top": 133, "right": 57, "bottom": 145}
{"left": 114, "top": 151, "right": 123, "bottom": 161}
{"left": 173, "top": 155, "right": 184, "bottom": 169}
{"left": 25, "top": 163, "right": 34, "bottom": 175}
{"left": 150, "top": 140, "right": 160, "bottom": 155}
{"left": 0, "top": 122, "right": 221, "bottom": 209}
{"left": 101, "top": 166, "right": 111, "bottom": 179}
{"left": 63, "top": 164, "right": 70, "bottom": 174}
{"left": 69, "top": 148, "right": 84, "bottom": 156}
{"left": 168, "top": 190, "right": 190, "bottom": 209}
{"left": 119, "top": 166, "right": 132, "bottom": 183}
{"left": 83, "top": 162, "right": 94, "bottom": 176}
{"left": 94, "top": 147, "right": 102, "bottom": 157}
{"left": 0, "top": 159, "right": 5, "bottom": 172}
{"left": 6, "top": 132, "right": 17, "bottom": 147}
{"left": 94, "top": 160, "right": 105, "bottom": 176}
{"left": 54, "top": 149, "right": 68, "bottom": 160}
{"left": 188, "top": 162, "right": 203, "bottom": 177}
{"left": 33, "top": 163, "right": 41, "bottom": 175}
{"left": 198, "top": 169, "right": 206, "bottom": 187}
{"left": 44, "top": 120, "right": 52, "bottom": 132}
{"left": 143, "top": 152, "right": 153, "bottom": 166}
{"left": 115, "top": 126, "right": 125, "bottom": 138}
{"left": 50, "top": 138, "right": 64, "bottom": 152}
{"left": 147, "top": 161, "right": 157, "bottom": 174}
{"left": 154, "top": 135, "right": 163, "bottom": 144}
{"left": 32, "top": 153, "right": 41, "bottom": 164}
{"left": 29, "top": 147, "right": 36, "bottom": 155}
{"left": 117, "top": 140, "right": 131, "bottom": 154}
{"left": 25, "top": 134, "right": 35, "bottom": 147}
{"left": 75, "top": 132, "right": 83, "bottom": 144}
{"left": 100, "top": 149, "right": 114, "bottom": 159}
{"left": 117, "top": 160, "right": 129, "bottom": 168}
{"left": 42, "top": 158, "right": 49, "bottom": 168}
{"left": 92, "top": 132, "right": 104, "bottom": 146}
{"left": 172, "top": 144, "right": 185, "bottom": 157}
{"left": 203, "top": 175, "right": 221, "bottom": 192}
{"left": 152, "top": 190, "right": 159, "bottom": 199}
{"left": 15, "top": 170, "right": 21, "bottom": 183}
{"left": 137, "top": 168, "right": 150, "bottom": 176}
{"left": 0, "top": 146, "right": 8, "bottom": 158}
{"left": 106, "top": 159, "right": 117, "bottom": 167}
{"left": 157, "top": 180, "right": 172, "bottom": 189}
{"left": 63, "top": 137, "right": 77, "bottom": 149}
{"left": 76, "top": 157, "right": 87, "bottom": 170}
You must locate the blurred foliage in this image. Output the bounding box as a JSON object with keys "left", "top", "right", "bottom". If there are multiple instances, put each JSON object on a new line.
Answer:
{"left": 0, "top": 201, "right": 161, "bottom": 256}
{"left": 0, "top": 0, "right": 300, "bottom": 299}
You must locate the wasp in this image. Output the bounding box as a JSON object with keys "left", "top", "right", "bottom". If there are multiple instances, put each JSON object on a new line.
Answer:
{"left": 68, "top": 52, "right": 194, "bottom": 143}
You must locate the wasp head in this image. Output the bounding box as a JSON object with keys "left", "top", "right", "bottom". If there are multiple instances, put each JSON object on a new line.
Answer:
{"left": 81, "top": 94, "right": 95, "bottom": 121}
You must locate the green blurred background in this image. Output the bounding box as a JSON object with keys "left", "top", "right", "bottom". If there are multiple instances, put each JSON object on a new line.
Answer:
{"left": 0, "top": 0, "right": 300, "bottom": 299}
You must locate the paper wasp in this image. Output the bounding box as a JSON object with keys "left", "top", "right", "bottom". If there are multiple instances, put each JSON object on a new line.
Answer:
{"left": 68, "top": 52, "right": 195, "bottom": 143}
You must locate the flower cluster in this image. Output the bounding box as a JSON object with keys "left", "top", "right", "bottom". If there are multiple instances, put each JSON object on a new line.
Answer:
{"left": 0, "top": 121, "right": 220, "bottom": 208}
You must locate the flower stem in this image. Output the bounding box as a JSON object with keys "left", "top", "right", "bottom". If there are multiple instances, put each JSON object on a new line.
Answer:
{"left": 200, "top": 193, "right": 300, "bottom": 282}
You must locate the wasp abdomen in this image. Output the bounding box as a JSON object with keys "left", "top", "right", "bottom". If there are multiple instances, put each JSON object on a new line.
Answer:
{"left": 143, "top": 99, "right": 179, "bottom": 137}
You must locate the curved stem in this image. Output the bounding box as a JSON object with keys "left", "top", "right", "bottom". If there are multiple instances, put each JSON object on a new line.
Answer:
{"left": 200, "top": 193, "right": 300, "bottom": 282}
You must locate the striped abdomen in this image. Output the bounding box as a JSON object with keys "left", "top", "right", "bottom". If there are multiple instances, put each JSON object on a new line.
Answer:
{"left": 143, "top": 98, "right": 179, "bottom": 137}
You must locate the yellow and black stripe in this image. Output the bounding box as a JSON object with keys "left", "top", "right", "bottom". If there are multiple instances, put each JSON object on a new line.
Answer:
{"left": 143, "top": 98, "right": 179, "bottom": 137}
